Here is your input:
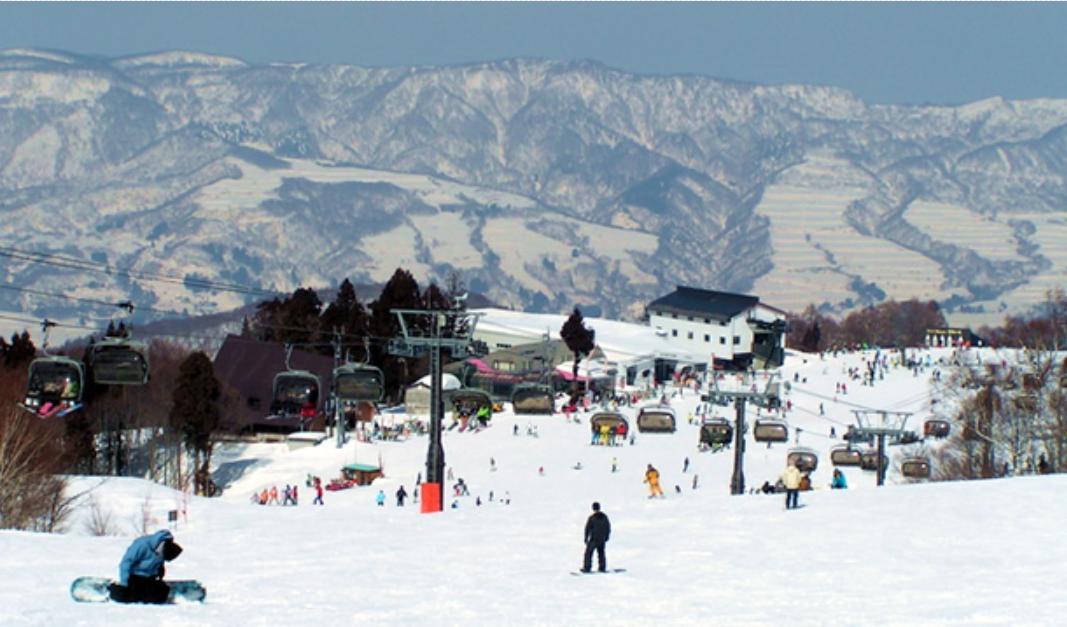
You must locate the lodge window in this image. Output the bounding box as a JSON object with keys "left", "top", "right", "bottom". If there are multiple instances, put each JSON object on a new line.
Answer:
{"left": 672, "top": 329, "right": 678, "bottom": 337}
{"left": 704, "top": 334, "right": 710, "bottom": 342}
{"left": 720, "top": 337, "right": 726, "bottom": 344}
{"left": 687, "top": 331, "right": 693, "bottom": 339}
{"left": 733, "top": 336, "right": 740, "bottom": 345}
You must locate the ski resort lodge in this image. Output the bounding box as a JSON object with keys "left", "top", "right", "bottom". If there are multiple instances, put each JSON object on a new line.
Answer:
{"left": 646, "top": 286, "right": 788, "bottom": 370}
{"left": 469, "top": 308, "right": 708, "bottom": 389}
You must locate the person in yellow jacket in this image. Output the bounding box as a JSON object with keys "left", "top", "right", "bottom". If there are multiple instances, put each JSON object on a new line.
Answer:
{"left": 599, "top": 424, "right": 610, "bottom": 446}
{"left": 644, "top": 464, "right": 664, "bottom": 498}
{"left": 781, "top": 461, "right": 802, "bottom": 509}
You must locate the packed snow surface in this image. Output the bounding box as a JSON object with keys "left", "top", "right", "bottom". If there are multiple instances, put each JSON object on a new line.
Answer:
{"left": 1, "top": 348, "right": 1065, "bottom": 626}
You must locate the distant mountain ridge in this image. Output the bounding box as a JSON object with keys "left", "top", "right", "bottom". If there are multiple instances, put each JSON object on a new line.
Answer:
{"left": 2, "top": 47, "right": 1066, "bottom": 334}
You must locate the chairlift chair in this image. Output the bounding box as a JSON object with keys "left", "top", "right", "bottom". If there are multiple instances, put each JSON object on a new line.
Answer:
{"left": 896, "top": 430, "right": 922, "bottom": 445}
{"left": 270, "top": 370, "right": 321, "bottom": 418}
{"left": 923, "top": 419, "right": 951, "bottom": 439}
{"left": 511, "top": 383, "right": 554, "bottom": 415}
{"left": 89, "top": 337, "right": 150, "bottom": 385}
{"left": 637, "top": 405, "right": 677, "bottom": 433}
{"left": 753, "top": 419, "right": 789, "bottom": 443}
{"left": 24, "top": 356, "right": 85, "bottom": 414}
{"left": 901, "top": 457, "right": 931, "bottom": 479}
{"left": 699, "top": 418, "right": 733, "bottom": 447}
{"left": 787, "top": 447, "right": 819, "bottom": 473}
{"left": 451, "top": 388, "right": 493, "bottom": 420}
{"left": 333, "top": 363, "right": 385, "bottom": 403}
{"left": 859, "top": 450, "right": 888, "bottom": 472}
{"left": 590, "top": 412, "right": 629, "bottom": 436}
{"left": 843, "top": 426, "right": 875, "bottom": 446}
{"left": 830, "top": 445, "right": 862, "bottom": 467}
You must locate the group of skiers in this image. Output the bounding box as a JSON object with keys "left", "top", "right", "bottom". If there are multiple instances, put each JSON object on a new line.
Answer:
{"left": 250, "top": 484, "right": 299, "bottom": 506}
{"left": 590, "top": 421, "right": 629, "bottom": 446}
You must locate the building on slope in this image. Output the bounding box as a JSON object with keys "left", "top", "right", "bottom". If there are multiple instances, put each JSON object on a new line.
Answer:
{"left": 470, "top": 308, "right": 708, "bottom": 389}
{"left": 646, "top": 286, "right": 787, "bottom": 371}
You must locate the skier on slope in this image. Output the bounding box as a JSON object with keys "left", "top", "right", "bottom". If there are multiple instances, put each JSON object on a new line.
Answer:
{"left": 781, "top": 461, "right": 802, "bottom": 509}
{"left": 581, "top": 502, "right": 611, "bottom": 573}
{"left": 110, "top": 530, "right": 183, "bottom": 604}
{"left": 644, "top": 464, "right": 664, "bottom": 498}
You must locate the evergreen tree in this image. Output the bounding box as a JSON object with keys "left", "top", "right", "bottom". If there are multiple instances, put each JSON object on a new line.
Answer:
{"left": 252, "top": 297, "right": 283, "bottom": 342}
{"left": 279, "top": 287, "right": 322, "bottom": 345}
{"left": 800, "top": 318, "right": 822, "bottom": 353}
{"left": 239, "top": 316, "right": 253, "bottom": 338}
{"left": 3, "top": 331, "right": 36, "bottom": 368}
{"left": 369, "top": 269, "right": 425, "bottom": 399}
{"left": 169, "top": 352, "right": 221, "bottom": 495}
{"left": 560, "top": 307, "right": 596, "bottom": 398}
{"left": 321, "top": 279, "right": 369, "bottom": 354}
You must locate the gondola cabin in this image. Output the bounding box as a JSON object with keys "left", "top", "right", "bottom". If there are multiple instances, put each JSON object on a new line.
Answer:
{"left": 787, "top": 447, "right": 819, "bottom": 473}
{"left": 901, "top": 458, "right": 931, "bottom": 479}
{"left": 753, "top": 419, "right": 789, "bottom": 443}
{"left": 637, "top": 406, "right": 677, "bottom": 433}
{"left": 333, "top": 364, "right": 385, "bottom": 402}
{"left": 89, "top": 338, "right": 149, "bottom": 385}
{"left": 270, "top": 371, "right": 321, "bottom": 418}
{"left": 859, "top": 450, "right": 888, "bottom": 472}
{"left": 25, "top": 356, "right": 84, "bottom": 412}
{"left": 590, "top": 412, "right": 629, "bottom": 438}
{"left": 511, "top": 384, "right": 554, "bottom": 415}
{"left": 830, "top": 445, "right": 862, "bottom": 467}
{"left": 923, "top": 419, "right": 951, "bottom": 439}
{"left": 699, "top": 418, "right": 733, "bottom": 446}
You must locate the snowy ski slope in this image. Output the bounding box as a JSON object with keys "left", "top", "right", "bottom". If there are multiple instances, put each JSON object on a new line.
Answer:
{"left": 1, "top": 347, "right": 1065, "bottom": 626}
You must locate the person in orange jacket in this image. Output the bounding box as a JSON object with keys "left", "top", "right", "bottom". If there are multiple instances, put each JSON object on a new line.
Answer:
{"left": 644, "top": 464, "right": 664, "bottom": 498}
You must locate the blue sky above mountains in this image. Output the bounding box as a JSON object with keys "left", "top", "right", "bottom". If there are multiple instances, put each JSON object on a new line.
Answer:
{"left": 2, "top": 2, "right": 1066, "bottom": 105}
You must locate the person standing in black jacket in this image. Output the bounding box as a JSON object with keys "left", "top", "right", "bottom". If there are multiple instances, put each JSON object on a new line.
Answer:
{"left": 582, "top": 502, "right": 611, "bottom": 573}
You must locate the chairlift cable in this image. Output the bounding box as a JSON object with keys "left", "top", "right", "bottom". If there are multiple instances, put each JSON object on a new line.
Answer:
{"left": 0, "top": 245, "right": 281, "bottom": 298}
{"left": 0, "top": 283, "right": 196, "bottom": 319}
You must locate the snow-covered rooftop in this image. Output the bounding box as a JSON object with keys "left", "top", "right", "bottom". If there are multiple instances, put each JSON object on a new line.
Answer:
{"left": 472, "top": 307, "right": 708, "bottom": 365}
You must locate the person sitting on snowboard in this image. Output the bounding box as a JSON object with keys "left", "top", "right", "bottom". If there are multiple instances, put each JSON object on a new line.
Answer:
{"left": 111, "top": 530, "right": 183, "bottom": 604}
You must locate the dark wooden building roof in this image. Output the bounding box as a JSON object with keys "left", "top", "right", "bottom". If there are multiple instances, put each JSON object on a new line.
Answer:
{"left": 648, "top": 286, "right": 760, "bottom": 321}
{"left": 212, "top": 335, "right": 335, "bottom": 433}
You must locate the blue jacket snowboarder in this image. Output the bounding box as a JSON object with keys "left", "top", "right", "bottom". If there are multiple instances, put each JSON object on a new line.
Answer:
{"left": 112, "top": 530, "right": 183, "bottom": 603}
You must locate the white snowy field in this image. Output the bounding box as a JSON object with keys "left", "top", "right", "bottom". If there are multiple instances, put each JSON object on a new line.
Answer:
{"left": 2, "top": 348, "right": 1066, "bottom": 626}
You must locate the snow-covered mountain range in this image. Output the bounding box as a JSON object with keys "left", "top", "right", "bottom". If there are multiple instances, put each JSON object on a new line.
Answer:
{"left": 3, "top": 47, "right": 1067, "bottom": 332}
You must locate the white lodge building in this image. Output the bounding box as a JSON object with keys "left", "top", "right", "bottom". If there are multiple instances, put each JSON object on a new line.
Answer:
{"left": 646, "top": 286, "right": 788, "bottom": 370}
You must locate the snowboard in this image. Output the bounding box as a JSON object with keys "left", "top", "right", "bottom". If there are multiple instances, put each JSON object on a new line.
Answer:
{"left": 570, "top": 568, "right": 627, "bottom": 576}
{"left": 70, "top": 577, "right": 206, "bottom": 604}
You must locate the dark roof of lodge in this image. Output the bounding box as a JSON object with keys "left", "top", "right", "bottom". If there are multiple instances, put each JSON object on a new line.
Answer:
{"left": 212, "top": 334, "right": 335, "bottom": 432}
{"left": 648, "top": 286, "right": 760, "bottom": 320}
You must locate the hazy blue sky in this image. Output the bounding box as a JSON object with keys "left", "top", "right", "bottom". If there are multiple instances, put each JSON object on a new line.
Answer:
{"left": 2, "top": 2, "right": 1066, "bottom": 105}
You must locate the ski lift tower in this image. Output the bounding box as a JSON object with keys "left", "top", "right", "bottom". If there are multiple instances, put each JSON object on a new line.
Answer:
{"left": 704, "top": 369, "right": 782, "bottom": 495}
{"left": 850, "top": 410, "right": 912, "bottom": 486}
{"left": 388, "top": 303, "right": 482, "bottom": 514}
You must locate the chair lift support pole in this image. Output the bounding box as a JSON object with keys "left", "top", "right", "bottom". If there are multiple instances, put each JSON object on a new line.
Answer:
{"left": 428, "top": 313, "right": 445, "bottom": 499}
{"left": 851, "top": 410, "right": 911, "bottom": 487}
{"left": 730, "top": 397, "right": 746, "bottom": 495}
{"left": 334, "top": 328, "right": 345, "bottom": 449}
{"left": 707, "top": 370, "right": 779, "bottom": 496}
{"left": 389, "top": 307, "right": 482, "bottom": 513}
